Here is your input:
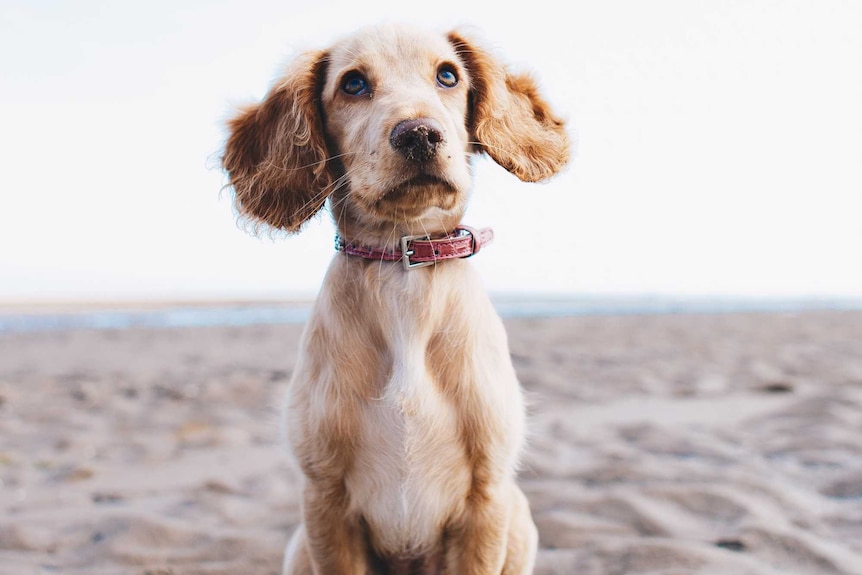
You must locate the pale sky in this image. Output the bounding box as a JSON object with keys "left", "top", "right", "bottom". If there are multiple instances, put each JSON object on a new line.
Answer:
{"left": 1, "top": 0, "right": 860, "bottom": 301}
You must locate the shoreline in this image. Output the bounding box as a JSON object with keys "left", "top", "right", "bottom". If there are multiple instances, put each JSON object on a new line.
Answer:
{"left": 1, "top": 294, "right": 860, "bottom": 334}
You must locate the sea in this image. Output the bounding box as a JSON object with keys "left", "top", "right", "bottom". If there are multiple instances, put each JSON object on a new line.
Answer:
{"left": 0, "top": 295, "right": 859, "bottom": 334}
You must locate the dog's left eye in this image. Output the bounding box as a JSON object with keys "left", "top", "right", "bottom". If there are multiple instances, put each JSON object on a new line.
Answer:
{"left": 341, "top": 72, "right": 369, "bottom": 96}
{"left": 436, "top": 65, "right": 458, "bottom": 88}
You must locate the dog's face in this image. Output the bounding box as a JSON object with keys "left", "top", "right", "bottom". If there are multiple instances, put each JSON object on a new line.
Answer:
{"left": 321, "top": 26, "right": 473, "bottom": 224}
{"left": 222, "top": 24, "right": 570, "bottom": 238}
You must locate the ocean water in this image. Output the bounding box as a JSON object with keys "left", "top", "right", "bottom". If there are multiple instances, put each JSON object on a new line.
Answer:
{"left": 0, "top": 296, "right": 859, "bottom": 334}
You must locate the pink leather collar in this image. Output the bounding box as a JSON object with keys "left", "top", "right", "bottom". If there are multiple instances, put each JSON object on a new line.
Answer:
{"left": 335, "top": 226, "right": 494, "bottom": 270}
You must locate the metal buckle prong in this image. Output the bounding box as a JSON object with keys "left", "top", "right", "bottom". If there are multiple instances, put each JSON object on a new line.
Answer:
{"left": 400, "top": 234, "right": 435, "bottom": 270}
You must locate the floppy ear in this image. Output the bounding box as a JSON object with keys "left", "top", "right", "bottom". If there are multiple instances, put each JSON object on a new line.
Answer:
{"left": 221, "top": 50, "right": 334, "bottom": 233}
{"left": 448, "top": 31, "right": 570, "bottom": 183}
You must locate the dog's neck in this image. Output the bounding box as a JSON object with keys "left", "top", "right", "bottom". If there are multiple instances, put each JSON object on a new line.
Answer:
{"left": 330, "top": 194, "right": 468, "bottom": 252}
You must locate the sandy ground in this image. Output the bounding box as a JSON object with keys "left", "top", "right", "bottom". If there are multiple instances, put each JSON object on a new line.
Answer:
{"left": 1, "top": 310, "right": 861, "bottom": 574}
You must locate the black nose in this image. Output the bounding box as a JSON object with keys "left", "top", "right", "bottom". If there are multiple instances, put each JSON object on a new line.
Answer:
{"left": 389, "top": 118, "right": 445, "bottom": 162}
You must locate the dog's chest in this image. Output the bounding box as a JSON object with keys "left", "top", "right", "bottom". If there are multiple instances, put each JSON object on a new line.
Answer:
{"left": 345, "top": 323, "right": 472, "bottom": 555}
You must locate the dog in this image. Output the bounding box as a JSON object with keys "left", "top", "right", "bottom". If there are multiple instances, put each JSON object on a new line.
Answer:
{"left": 222, "top": 23, "right": 569, "bottom": 575}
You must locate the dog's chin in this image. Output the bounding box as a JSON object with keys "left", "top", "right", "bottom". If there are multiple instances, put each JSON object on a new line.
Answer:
{"left": 387, "top": 174, "right": 456, "bottom": 196}
{"left": 369, "top": 175, "right": 462, "bottom": 220}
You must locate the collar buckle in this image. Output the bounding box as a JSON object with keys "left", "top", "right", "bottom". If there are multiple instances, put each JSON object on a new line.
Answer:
{"left": 400, "top": 234, "right": 435, "bottom": 270}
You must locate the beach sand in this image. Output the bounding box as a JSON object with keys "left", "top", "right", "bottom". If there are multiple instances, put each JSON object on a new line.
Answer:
{"left": 1, "top": 310, "right": 861, "bottom": 574}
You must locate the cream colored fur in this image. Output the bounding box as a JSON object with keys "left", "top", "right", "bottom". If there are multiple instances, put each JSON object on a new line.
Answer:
{"left": 221, "top": 23, "right": 570, "bottom": 575}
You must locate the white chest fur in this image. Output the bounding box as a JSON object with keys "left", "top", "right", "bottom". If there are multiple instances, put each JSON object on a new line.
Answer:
{"left": 345, "top": 317, "right": 472, "bottom": 555}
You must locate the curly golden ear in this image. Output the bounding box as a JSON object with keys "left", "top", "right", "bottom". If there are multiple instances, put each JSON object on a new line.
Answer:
{"left": 222, "top": 50, "right": 334, "bottom": 233}
{"left": 448, "top": 31, "right": 570, "bottom": 183}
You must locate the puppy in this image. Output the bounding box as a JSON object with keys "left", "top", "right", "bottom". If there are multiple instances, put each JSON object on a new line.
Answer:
{"left": 222, "top": 23, "right": 569, "bottom": 575}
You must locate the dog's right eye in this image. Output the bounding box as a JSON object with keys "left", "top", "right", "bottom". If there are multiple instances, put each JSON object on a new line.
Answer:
{"left": 341, "top": 72, "right": 369, "bottom": 96}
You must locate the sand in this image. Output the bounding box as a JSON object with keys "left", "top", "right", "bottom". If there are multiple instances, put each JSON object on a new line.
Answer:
{"left": 1, "top": 310, "right": 861, "bottom": 574}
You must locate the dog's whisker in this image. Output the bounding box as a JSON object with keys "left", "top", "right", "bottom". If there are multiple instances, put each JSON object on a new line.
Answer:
{"left": 465, "top": 140, "right": 518, "bottom": 155}
{"left": 262, "top": 151, "right": 364, "bottom": 174}
{"left": 290, "top": 168, "right": 356, "bottom": 221}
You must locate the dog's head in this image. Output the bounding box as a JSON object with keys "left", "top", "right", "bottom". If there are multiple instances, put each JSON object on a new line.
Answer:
{"left": 222, "top": 24, "right": 569, "bottom": 237}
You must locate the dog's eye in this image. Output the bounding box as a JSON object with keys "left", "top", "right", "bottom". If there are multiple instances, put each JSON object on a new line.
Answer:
{"left": 436, "top": 65, "right": 458, "bottom": 88}
{"left": 341, "top": 72, "right": 369, "bottom": 96}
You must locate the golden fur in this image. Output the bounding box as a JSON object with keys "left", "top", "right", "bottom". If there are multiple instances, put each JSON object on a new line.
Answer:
{"left": 222, "top": 23, "right": 569, "bottom": 575}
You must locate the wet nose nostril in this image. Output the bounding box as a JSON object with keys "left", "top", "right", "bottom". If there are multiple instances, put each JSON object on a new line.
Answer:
{"left": 426, "top": 129, "right": 443, "bottom": 144}
{"left": 389, "top": 118, "right": 445, "bottom": 162}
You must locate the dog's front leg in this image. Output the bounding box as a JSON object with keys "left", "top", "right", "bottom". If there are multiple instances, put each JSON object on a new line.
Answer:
{"left": 303, "top": 482, "right": 367, "bottom": 575}
{"left": 446, "top": 485, "right": 512, "bottom": 575}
